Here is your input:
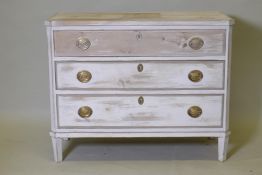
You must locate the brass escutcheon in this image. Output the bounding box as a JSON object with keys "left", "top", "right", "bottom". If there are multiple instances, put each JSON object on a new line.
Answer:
{"left": 76, "top": 37, "right": 91, "bottom": 50}
{"left": 137, "top": 64, "right": 143, "bottom": 72}
{"left": 187, "top": 106, "right": 202, "bottom": 118}
{"left": 188, "top": 70, "right": 203, "bottom": 82}
{"left": 77, "top": 70, "right": 92, "bottom": 83}
{"left": 78, "top": 106, "right": 93, "bottom": 118}
{"left": 189, "top": 37, "right": 204, "bottom": 50}
{"left": 138, "top": 96, "right": 144, "bottom": 105}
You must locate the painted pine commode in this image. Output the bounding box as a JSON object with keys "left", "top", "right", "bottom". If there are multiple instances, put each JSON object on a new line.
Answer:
{"left": 45, "top": 12, "right": 234, "bottom": 162}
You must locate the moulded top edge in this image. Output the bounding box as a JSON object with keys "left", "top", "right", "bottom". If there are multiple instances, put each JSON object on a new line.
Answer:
{"left": 45, "top": 11, "right": 235, "bottom": 26}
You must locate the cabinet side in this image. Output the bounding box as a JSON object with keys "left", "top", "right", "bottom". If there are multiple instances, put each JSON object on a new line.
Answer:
{"left": 46, "top": 26, "right": 56, "bottom": 131}
{"left": 224, "top": 25, "right": 233, "bottom": 131}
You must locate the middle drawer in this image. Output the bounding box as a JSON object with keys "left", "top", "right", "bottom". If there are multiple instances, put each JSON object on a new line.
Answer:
{"left": 56, "top": 61, "right": 224, "bottom": 90}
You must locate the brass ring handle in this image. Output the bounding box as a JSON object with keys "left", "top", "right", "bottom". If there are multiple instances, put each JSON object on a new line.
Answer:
{"left": 189, "top": 37, "right": 204, "bottom": 50}
{"left": 77, "top": 70, "right": 92, "bottom": 83}
{"left": 187, "top": 106, "right": 202, "bottom": 118}
{"left": 76, "top": 37, "right": 91, "bottom": 50}
{"left": 188, "top": 70, "right": 203, "bottom": 82}
{"left": 138, "top": 96, "right": 144, "bottom": 105}
{"left": 78, "top": 106, "right": 93, "bottom": 118}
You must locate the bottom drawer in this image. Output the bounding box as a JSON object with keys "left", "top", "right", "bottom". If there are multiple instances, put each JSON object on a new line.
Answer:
{"left": 57, "top": 95, "right": 223, "bottom": 128}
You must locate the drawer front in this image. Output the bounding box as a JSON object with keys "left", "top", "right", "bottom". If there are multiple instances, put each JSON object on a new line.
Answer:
{"left": 57, "top": 95, "right": 223, "bottom": 128}
{"left": 56, "top": 61, "right": 224, "bottom": 90}
{"left": 54, "top": 30, "right": 226, "bottom": 57}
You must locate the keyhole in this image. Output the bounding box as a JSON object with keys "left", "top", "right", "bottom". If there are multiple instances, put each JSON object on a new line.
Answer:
{"left": 138, "top": 96, "right": 144, "bottom": 105}
{"left": 136, "top": 32, "right": 143, "bottom": 40}
{"left": 137, "top": 64, "right": 143, "bottom": 72}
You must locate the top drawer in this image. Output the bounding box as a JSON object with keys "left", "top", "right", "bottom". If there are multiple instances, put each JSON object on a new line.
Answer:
{"left": 53, "top": 30, "right": 226, "bottom": 57}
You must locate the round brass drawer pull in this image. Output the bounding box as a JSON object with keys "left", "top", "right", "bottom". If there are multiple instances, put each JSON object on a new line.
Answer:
{"left": 77, "top": 70, "right": 92, "bottom": 83}
{"left": 138, "top": 96, "right": 144, "bottom": 105}
{"left": 78, "top": 106, "right": 93, "bottom": 118}
{"left": 189, "top": 37, "right": 204, "bottom": 50}
{"left": 137, "top": 64, "right": 143, "bottom": 72}
{"left": 76, "top": 37, "right": 91, "bottom": 50}
{"left": 187, "top": 106, "right": 202, "bottom": 118}
{"left": 188, "top": 70, "right": 203, "bottom": 82}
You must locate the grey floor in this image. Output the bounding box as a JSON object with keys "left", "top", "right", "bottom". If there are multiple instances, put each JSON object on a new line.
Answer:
{"left": 1, "top": 114, "right": 261, "bottom": 175}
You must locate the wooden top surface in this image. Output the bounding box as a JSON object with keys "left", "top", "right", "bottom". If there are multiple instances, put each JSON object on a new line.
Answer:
{"left": 46, "top": 12, "right": 234, "bottom": 26}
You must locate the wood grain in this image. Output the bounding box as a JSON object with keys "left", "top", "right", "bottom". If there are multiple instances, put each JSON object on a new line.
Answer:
{"left": 57, "top": 95, "right": 223, "bottom": 128}
{"left": 54, "top": 30, "right": 226, "bottom": 57}
{"left": 56, "top": 61, "right": 224, "bottom": 90}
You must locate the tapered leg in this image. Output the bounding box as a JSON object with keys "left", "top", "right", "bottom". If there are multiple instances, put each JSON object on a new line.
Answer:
{"left": 218, "top": 135, "right": 229, "bottom": 162}
{"left": 51, "top": 136, "right": 63, "bottom": 162}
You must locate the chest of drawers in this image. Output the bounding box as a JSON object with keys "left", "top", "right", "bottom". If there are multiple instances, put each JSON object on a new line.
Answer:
{"left": 45, "top": 12, "right": 234, "bottom": 162}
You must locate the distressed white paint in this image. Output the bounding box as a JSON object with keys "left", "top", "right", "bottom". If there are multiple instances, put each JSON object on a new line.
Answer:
{"left": 57, "top": 95, "right": 223, "bottom": 128}
{"left": 54, "top": 30, "right": 226, "bottom": 57}
{"left": 54, "top": 89, "right": 226, "bottom": 95}
{"left": 52, "top": 131, "right": 231, "bottom": 138}
{"left": 50, "top": 132, "right": 63, "bottom": 162}
{"left": 46, "top": 26, "right": 55, "bottom": 131}
{"left": 53, "top": 56, "right": 227, "bottom": 61}
{"left": 218, "top": 133, "right": 230, "bottom": 161}
{"left": 53, "top": 127, "right": 227, "bottom": 133}
{"left": 46, "top": 12, "right": 233, "bottom": 162}
{"left": 56, "top": 61, "right": 224, "bottom": 90}
{"left": 51, "top": 25, "right": 228, "bottom": 31}
{"left": 224, "top": 26, "right": 233, "bottom": 131}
